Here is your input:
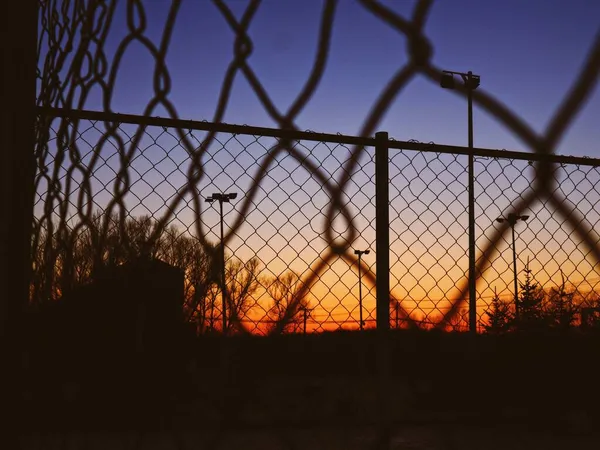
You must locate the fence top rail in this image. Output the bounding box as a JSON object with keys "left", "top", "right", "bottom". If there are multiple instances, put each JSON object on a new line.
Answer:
{"left": 38, "top": 107, "right": 600, "bottom": 167}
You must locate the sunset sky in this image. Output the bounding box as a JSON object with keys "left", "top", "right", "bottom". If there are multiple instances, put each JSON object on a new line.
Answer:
{"left": 37, "top": 0, "right": 600, "bottom": 328}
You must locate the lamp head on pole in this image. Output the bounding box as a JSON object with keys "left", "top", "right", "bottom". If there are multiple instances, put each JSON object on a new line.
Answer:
{"left": 206, "top": 192, "right": 238, "bottom": 203}
{"left": 496, "top": 213, "right": 530, "bottom": 226}
{"left": 466, "top": 74, "right": 481, "bottom": 90}
{"left": 441, "top": 70, "right": 480, "bottom": 90}
{"left": 440, "top": 72, "right": 455, "bottom": 89}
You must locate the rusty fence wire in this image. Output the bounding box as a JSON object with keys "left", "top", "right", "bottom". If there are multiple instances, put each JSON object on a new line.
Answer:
{"left": 31, "top": 109, "right": 600, "bottom": 334}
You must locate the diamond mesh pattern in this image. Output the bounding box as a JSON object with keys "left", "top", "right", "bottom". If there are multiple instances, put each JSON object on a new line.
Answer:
{"left": 32, "top": 118, "right": 380, "bottom": 335}
{"left": 32, "top": 117, "right": 600, "bottom": 334}
{"left": 22, "top": 0, "right": 600, "bottom": 445}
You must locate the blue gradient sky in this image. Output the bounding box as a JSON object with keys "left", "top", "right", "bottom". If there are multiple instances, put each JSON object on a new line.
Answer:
{"left": 99, "top": 0, "right": 600, "bottom": 157}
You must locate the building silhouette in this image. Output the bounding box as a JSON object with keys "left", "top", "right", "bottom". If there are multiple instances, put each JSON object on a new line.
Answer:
{"left": 37, "top": 256, "right": 185, "bottom": 354}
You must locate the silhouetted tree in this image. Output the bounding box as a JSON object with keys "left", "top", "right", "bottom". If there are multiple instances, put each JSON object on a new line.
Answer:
{"left": 547, "top": 273, "right": 578, "bottom": 330}
{"left": 516, "top": 264, "right": 547, "bottom": 331}
{"left": 484, "top": 288, "right": 513, "bottom": 334}
{"left": 30, "top": 211, "right": 214, "bottom": 309}
{"left": 199, "top": 284, "right": 221, "bottom": 333}
{"left": 29, "top": 210, "right": 275, "bottom": 336}
{"left": 447, "top": 308, "right": 469, "bottom": 332}
{"left": 265, "top": 271, "right": 311, "bottom": 334}
{"left": 225, "top": 256, "right": 261, "bottom": 333}
{"left": 31, "top": 211, "right": 154, "bottom": 301}
{"left": 577, "top": 293, "right": 600, "bottom": 330}
{"left": 154, "top": 224, "right": 215, "bottom": 331}
{"left": 30, "top": 223, "right": 53, "bottom": 305}
{"left": 30, "top": 219, "right": 95, "bottom": 302}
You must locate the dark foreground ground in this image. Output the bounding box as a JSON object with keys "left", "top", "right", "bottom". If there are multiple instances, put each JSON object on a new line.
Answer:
{"left": 15, "top": 328, "right": 600, "bottom": 448}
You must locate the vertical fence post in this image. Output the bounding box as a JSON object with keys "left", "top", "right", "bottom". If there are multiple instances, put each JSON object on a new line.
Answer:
{"left": 375, "top": 131, "right": 390, "bottom": 330}
{"left": 375, "top": 131, "right": 391, "bottom": 448}
{"left": 0, "top": 0, "right": 37, "bottom": 443}
{"left": 219, "top": 200, "right": 227, "bottom": 334}
{"left": 467, "top": 75, "right": 477, "bottom": 333}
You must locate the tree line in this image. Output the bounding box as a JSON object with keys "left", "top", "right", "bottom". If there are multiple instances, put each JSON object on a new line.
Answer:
{"left": 30, "top": 211, "right": 312, "bottom": 335}
{"left": 484, "top": 265, "right": 600, "bottom": 333}
{"left": 32, "top": 210, "right": 599, "bottom": 335}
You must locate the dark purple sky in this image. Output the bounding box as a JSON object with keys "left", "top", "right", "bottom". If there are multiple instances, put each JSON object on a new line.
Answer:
{"left": 92, "top": 0, "right": 600, "bottom": 157}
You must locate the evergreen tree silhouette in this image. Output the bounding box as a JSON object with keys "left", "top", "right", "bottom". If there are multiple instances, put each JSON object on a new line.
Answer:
{"left": 484, "top": 287, "right": 514, "bottom": 334}
{"left": 548, "top": 272, "right": 578, "bottom": 330}
{"left": 516, "top": 260, "right": 547, "bottom": 331}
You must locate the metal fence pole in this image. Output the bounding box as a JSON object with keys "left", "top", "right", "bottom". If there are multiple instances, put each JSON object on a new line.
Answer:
{"left": 219, "top": 199, "right": 227, "bottom": 334}
{"left": 358, "top": 253, "right": 363, "bottom": 330}
{"left": 375, "top": 132, "right": 391, "bottom": 447}
{"left": 512, "top": 223, "right": 520, "bottom": 322}
{"left": 375, "top": 131, "right": 390, "bottom": 330}
{"left": 467, "top": 74, "right": 477, "bottom": 333}
{"left": 0, "top": 0, "right": 37, "bottom": 443}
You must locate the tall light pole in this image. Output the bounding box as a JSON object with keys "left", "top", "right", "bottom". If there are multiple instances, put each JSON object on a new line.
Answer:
{"left": 354, "top": 249, "right": 370, "bottom": 331}
{"left": 441, "top": 69, "right": 481, "bottom": 333}
{"left": 496, "top": 213, "right": 529, "bottom": 321}
{"left": 206, "top": 192, "right": 237, "bottom": 334}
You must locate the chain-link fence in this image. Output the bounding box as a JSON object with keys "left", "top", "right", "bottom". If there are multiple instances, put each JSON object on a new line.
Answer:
{"left": 31, "top": 108, "right": 600, "bottom": 335}
{"left": 32, "top": 111, "right": 372, "bottom": 334}
{"left": 26, "top": 0, "right": 600, "bottom": 336}
{"left": 4, "top": 0, "right": 599, "bottom": 447}
{"left": 25, "top": 105, "right": 600, "bottom": 449}
{"left": 391, "top": 150, "right": 600, "bottom": 332}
